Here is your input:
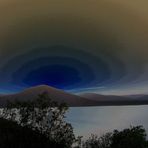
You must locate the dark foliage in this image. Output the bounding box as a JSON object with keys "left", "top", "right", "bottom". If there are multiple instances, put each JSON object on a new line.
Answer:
{"left": 82, "top": 126, "right": 148, "bottom": 148}
{"left": 1, "top": 93, "right": 75, "bottom": 148}
{"left": 82, "top": 133, "right": 112, "bottom": 148}
{"left": 0, "top": 118, "right": 64, "bottom": 148}
{"left": 110, "top": 126, "right": 148, "bottom": 148}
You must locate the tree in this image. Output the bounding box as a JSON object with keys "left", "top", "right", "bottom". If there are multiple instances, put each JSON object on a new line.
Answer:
{"left": 82, "top": 133, "right": 112, "bottom": 148}
{"left": 82, "top": 126, "right": 148, "bottom": 148}
{"left": 110, "top": 126, "right": 148, "bottom": 148}
{"left": 0, "top": 118, "right": 61, "bottom": 148}
{"left": 1, "top": 92, "right": 75, "bottom": 148}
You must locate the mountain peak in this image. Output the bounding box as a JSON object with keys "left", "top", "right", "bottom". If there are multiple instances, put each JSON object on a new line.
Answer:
{"left": 32, "top": 85, "right": 54, "bottom": 89}
{"left": 22, "top": 85, "right": 62, "bottom": 93}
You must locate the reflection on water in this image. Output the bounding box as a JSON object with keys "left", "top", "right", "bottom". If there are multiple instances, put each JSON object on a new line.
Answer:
{"left": 66, "top": 105, "right": 148, "bottom": 138}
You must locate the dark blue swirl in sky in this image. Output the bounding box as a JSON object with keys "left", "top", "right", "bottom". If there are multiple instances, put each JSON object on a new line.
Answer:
{"left": 11, "top": 57, "right": 96, "bottom": 89}
{"left": 0, "top": 45, "right": 121, "bottom": 92}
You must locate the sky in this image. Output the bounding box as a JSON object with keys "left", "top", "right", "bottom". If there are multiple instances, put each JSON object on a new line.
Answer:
{"left": 0, "top": 0, "right": 148, "bottom": 95}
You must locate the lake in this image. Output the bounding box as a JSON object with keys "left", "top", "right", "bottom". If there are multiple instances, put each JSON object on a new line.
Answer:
{"left": 66, "top": 105, "right": 148, "bottom": 138}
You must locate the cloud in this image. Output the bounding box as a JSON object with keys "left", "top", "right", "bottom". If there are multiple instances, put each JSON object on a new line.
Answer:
{"left": 0, "top": 0, "right": 148, "bottom": 94}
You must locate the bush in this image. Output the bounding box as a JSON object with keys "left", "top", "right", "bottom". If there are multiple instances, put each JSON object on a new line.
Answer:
{"left": 82, "top": 126, "right": 148, "bottom": 148}
{"left": 1, "top": 92, "right": 75, "bottom": 148}
{"left": 0, "top": 118, "right": 62, "bottom": 148}
{"left": 110, "top": 126, "right": 148, "bottom": 148}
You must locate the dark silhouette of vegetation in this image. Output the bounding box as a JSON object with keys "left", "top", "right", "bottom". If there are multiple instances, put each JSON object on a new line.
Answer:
{"left": 0, "top": 92, "right": 148, "bottom": 148}
{"left": 82, "top": 126, "right": 148, "bottom": 148}
{"left": 0, "top": 118, "right": 63, "bottom": 148}
{"left": 1, "top": 93, "right": 75, "bottom": 148}
{"left": 110, "top": 126, "right": 148, "bottom": 148}
{"left": 82, "top": 133, "right": 112, "bottom": 148}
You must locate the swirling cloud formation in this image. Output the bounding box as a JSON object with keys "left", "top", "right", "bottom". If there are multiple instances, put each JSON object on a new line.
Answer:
{"left": 0, "top": 0, "right": 148, "bottom": 94}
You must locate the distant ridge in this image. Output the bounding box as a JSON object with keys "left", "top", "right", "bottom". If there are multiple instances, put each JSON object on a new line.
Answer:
{"left": 80, "top": 93, "right": 148, "bottom": 106}
{"left": 0, "top": 85, "right": 100, "bottom": 107}
{"left": 0, "top": 85, "right": 148, "bottom": 107}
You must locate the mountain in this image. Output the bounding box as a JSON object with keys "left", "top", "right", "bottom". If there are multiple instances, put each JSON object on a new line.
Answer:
{"left": 80, "top": 93, "right": 148, "bottom": 106}
{"left": 0, "top": 85, "right": 100, "bottom": 107}
{"left": 0, "top": 86, "right": 148, "bottom": 107}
